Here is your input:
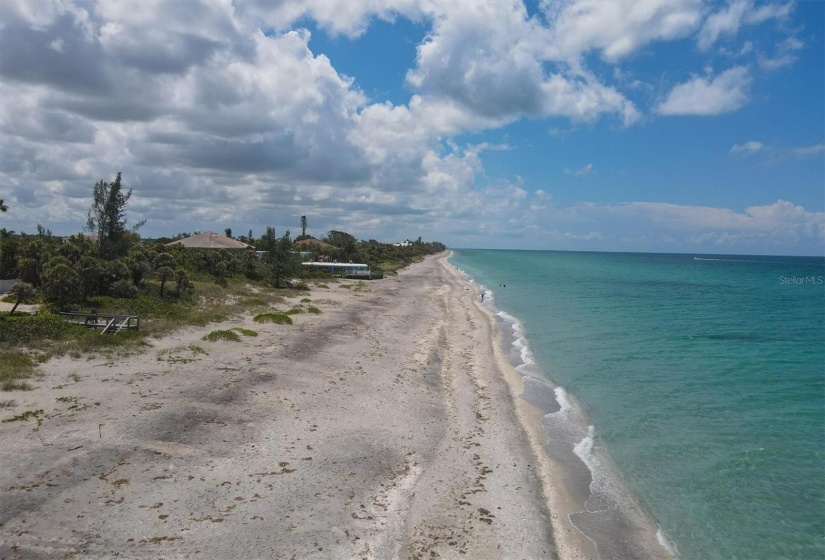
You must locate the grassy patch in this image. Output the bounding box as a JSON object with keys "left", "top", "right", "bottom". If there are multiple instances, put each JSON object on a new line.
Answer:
{"left": 0, "top": 273, "right": 309, "bottom": 364}
{"left": 232, "top": 328, "right": 258, "bottom": 337}
{"left": 0, "top": 351, "right": 36, "bottom": 391}
{"left": 306, "top": 307, "right": 322, "bottom": 314}
{"left": 202, "top": 330, "right": 241, "bottom": 342}
{"left": 282, "top": 308, "right": 302, "bottom": 315}
{"left": 0, "top": 313, "right": 72, "bottom": 344}
{"left": 253, "top": 313, "right": 293, "bottom": 325}
{"left": 300, "top": 298, "right": 312, "bottom": 303}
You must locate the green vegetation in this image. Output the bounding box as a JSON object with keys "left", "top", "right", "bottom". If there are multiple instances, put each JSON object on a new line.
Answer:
{"left": 203, "top": 330, "right": 241, "bottom": 342}
{"left": 1, "top": 185, "right": 447, "bottom": 390}
{"left": 253, "top": 313, "right": 293, "bottom": 325}
{"left": 2, "top": 409, "right": 43, "bottom": 423}
{"left": 0, "top": 351, "right": 36, "bottom": 391}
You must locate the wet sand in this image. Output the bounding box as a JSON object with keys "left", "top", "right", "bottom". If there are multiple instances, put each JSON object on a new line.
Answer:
{"left": 0, "top": 255, "right": 593, "bottom": 559}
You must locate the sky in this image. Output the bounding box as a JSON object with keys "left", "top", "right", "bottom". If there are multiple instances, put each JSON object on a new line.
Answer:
{"left": 0, "top": 0, "right": 823, "bottom": 255}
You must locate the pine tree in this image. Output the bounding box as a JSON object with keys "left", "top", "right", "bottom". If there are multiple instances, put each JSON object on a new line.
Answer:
{"left": 86, "top": 172, "right": 144, "bottom": 259}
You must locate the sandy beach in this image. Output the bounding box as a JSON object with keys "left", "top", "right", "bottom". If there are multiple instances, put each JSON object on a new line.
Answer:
{"left": 0, "top": 255, "right": 591, "bottom": 560}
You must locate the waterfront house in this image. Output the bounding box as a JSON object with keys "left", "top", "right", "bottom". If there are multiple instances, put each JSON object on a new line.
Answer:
{"left": 165, "top": 231, "right": 250, "bottom": 252}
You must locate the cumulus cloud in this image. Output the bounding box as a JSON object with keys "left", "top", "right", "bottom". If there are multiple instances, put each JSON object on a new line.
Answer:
{"left": 656, "top": 66, "right": 751, "bottom": 116}
{"left": 543, "top": 0, "right": 703, "bottom": 62}
{"left": 0, "top": 0, "right": 816, "bottom": 255}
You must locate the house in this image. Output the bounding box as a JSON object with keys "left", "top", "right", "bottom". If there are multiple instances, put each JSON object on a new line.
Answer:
{"left": 295, "top": 238, "right": 336, "bottom": 251}
{"left": 166, "top": 231, "right": 250, "bottom": 252}
{"left": 393, "top": 240, "right": 412, "bottom": 247}
{"left": 302, "top": 262, "right": 373, "bottom": 278}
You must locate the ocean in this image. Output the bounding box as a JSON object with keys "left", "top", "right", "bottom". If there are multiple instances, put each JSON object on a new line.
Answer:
{"left": 448, "top": 249, "right": 825, "bottom": 560}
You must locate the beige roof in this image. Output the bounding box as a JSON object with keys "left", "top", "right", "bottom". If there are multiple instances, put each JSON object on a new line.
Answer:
{"left": 166, "top": 231, "right": 250, "bottom": 250}
{"left": 295, "top": 238, "right": 336, "bottom": 250}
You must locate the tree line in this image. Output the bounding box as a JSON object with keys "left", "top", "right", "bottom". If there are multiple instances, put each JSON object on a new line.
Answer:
{"left": 1, "top": 173, "right": 446, "bottom": 311}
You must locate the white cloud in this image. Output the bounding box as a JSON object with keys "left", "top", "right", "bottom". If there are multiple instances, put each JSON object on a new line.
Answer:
{"left": 656, "top": 66, "right": 751, "bottom": 116}
{"left": 0, "top": 0, "right": 817, "bottom": 255}
{"left": 757, "top": 35, "right": 805, "bottom": 70}
{"left": 542, "top": 0, "right": 703, "bottom": 62}
{"left": 405, "top": 1, "right": 640, "bottom": 125}
{"left": 789, "top": 144, "right": 825, "bottom": 160}
{"left": 564, "top": 163, "right": 594, "bottom": 176}
{"left": 698, "top": 0, "right": 792, "bottom": 50}
{"left": 731, "top": 140, "right": 764, "bottom": 155}
{"left": 728, "top": 142, "right": 825, "bottom": 162}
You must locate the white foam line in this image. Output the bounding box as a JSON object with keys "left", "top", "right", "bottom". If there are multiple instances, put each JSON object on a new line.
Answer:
{"left": 657, "top": 527, "right": 681, "bottom": 557}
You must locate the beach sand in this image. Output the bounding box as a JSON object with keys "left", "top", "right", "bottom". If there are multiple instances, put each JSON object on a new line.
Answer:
{"left": 0, "top": 254, "right": 594, "bottom": 559}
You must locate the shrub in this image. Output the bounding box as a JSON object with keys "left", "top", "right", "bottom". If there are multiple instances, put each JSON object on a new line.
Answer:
{"left": 0, "top": 313, "right": 72, "bottom": 344}
{"left": 232, "top": 328, "right": 258, "bottom": 337}
{"left": 253, "top": 313, "right": 293, "bottom": 325}
{"left": 306, "top": 307, "right": 321, "bottom": 314}
{"left": 41, "top": 263, "right": 80, "bottom": 308}
{"left": 203, "top": 330, "right": 241, "bottom": 342}
{"left": 111, "top": 279, "right": 138, "bottom": 298}
{"left": 283, "top": 308, "right": 302, "bottom": 315}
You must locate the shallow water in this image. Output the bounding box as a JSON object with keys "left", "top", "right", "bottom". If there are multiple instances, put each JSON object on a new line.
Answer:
{"left": 449, "top": 250, "right": 825, "bottom": 560}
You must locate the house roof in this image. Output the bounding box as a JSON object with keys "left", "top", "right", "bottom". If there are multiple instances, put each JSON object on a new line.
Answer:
{"left": 166, "top": 231, "right": 250, "bottom": 250}
{"left": 295, "top": 238, "right": 336, "bottom": 250}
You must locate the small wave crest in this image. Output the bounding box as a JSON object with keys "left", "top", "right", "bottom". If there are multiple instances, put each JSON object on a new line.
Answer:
{"left": 554, "top": 387, "right": 572, "bottom": 416}
{"left": 657, "top": 527, "right": 680, "bottom": 557}
{"left": 496, "top": 310, "right": 536, "bottom": 369}
{"left": 573, "top": 425, "right": 597, "bottom": 471}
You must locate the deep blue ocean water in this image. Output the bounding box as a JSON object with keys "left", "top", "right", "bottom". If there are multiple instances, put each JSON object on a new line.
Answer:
{"left": 449, "top": 249, "right": 825, "bottom": 560}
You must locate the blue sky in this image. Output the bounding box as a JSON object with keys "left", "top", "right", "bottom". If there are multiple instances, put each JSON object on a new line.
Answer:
{"left": 1, "top": 0, "right": 823, "bottom": 255}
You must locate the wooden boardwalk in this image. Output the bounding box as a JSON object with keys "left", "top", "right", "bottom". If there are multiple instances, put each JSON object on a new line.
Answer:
{"left": 60, "top": 312, "right": 140, "bottom": 334}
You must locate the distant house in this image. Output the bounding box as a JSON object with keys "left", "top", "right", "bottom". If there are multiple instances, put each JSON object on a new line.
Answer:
{"left": 393, "top": 240, "right": 412, "bottom": 247}
{"left": 302, "top": 262, "right": 373, "bottom": 278}
{"left": 295, "top": 238, "right": 336, "bottom": 251}
{"left": 166, "top": 231, "right": 250, "bottom": 252}
{"left": 60, "top": 233, "right": 99, "bottom": 244}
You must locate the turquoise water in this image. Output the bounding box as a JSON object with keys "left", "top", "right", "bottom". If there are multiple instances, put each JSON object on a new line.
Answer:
{"left": 449, "top": 250, "right": 825, "bottom": 560}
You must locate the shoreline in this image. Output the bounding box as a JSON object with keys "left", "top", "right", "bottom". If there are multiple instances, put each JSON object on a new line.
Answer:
{"left": 1, "top": 254, "right": 561, "bottom": 559}
{"left": 438, "top": 255, "right": 600, "bottom": 560}
{"left": 444, "top": 252, "right": 676, "bottom": 560}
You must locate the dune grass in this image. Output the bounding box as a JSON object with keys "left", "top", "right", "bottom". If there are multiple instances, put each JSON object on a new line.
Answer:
{"left": 203, "top": 330, "right": 241, "bottom": 342}
{"left": 253, "top": 313, "right": 293, "bottom": 325}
